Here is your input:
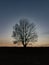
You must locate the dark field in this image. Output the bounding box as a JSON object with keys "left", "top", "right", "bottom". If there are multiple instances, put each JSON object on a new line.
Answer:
{"left": 0, "top": 47, "right": 49, "bottom": 65}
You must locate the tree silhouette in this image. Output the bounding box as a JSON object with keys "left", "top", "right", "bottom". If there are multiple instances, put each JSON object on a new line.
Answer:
{"left": 12, "top": 19, "right": 38, "bottom": 47}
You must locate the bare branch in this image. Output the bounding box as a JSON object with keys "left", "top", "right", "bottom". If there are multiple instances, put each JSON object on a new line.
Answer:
{"left": 12, "top": 19, "right": 38, "bottom": 47}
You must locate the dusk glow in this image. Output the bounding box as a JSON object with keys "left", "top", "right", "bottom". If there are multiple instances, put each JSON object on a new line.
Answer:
{"left": 0, "top": 0, "right": 49, "bottom": 47}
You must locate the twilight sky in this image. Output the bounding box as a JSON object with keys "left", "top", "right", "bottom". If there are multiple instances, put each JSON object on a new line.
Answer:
{"left": 0, "top": 0, "right": 49, "bottom": 46}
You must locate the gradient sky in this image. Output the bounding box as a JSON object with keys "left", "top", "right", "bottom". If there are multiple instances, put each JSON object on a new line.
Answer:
{"left": 0, "top": 0, "right": 49, "bottom": 45}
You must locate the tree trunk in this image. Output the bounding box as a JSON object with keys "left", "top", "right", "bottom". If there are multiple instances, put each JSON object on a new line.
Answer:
{"left": 24, "top": 44, "right": 26, "bottom": 47}
{"left": 22, "top": 41, "right": 27, "bottom": 47}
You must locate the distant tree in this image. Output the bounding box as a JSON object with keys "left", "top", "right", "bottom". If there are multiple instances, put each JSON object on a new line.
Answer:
{"left": 12, "top": 19, "right": 38, "bottom": 47}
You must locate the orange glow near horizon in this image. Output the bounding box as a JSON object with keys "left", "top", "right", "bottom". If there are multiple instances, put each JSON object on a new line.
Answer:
{"left": 0, "top": 35, "right": 49, "bottom": 47}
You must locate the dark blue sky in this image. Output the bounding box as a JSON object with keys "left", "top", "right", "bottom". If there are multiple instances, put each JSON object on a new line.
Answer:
{"left": 0, "top": 0, "right": 49, "bottom": 40}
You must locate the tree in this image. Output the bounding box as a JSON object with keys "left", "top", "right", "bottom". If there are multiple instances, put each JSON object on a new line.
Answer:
{"left": 12, "top": 19, "right": 38, "bottom": 47}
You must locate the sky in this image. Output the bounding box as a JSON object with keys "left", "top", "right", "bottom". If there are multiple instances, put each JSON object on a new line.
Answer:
{"left": 0, "top": 0, "right": 49, "bottom": 46}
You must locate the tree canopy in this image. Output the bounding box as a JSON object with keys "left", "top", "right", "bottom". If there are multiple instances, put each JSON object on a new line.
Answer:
{"left": 12, "top": 19, "right": 38, "bottom": 47}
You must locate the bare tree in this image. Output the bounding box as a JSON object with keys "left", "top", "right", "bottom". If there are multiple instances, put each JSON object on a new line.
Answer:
{"left": 12, "top": 19, "right": 38, "bottom": 47}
